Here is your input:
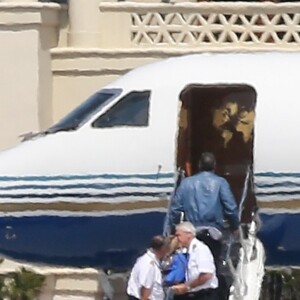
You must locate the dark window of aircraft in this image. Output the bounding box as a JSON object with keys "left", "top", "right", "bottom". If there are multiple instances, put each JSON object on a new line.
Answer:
{"left": 47, "top": 89, "right": 121, "bottom": 133}
{"left": 92, "top": 91, "right": 151, "bottom": 128}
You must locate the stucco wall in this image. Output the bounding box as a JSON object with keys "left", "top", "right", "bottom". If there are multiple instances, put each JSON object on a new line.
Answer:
{"left": 2, "top": 1, "right": 300, "bottom": 150}
{"left": 0, "top": 28, "right": 40, "bottom": 150}
{"left": 0, "top": 2, "right": 61, "bottom": 150}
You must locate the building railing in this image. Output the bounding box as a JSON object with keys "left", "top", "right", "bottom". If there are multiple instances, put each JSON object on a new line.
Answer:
{"left": 99, "top": 2, "right": 300, "bottom": 51}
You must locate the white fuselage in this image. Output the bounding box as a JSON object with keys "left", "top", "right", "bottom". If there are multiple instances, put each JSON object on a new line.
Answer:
{"left": 0, "top": 53, "right": 299, "bottom": 268}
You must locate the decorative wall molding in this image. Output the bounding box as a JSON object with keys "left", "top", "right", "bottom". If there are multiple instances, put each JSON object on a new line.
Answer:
{"left": 100, "top": 2, "right": 300, "bottom": 50}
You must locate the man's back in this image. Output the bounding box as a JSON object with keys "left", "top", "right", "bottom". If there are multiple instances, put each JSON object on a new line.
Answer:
{"left": 171, "top": 171, "right": 239, "bottom": 231}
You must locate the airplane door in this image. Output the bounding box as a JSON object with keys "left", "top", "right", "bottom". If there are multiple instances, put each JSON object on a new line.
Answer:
{"left": 177, "top": 84, "right": 257, "bottom": 224}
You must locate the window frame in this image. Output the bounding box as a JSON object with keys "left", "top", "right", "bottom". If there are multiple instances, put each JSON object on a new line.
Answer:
{"left": 47, "top": 88, "right": 122, "bottom": 134}
{"left": 90, "top": 90, "right": 151, "bottom": 129}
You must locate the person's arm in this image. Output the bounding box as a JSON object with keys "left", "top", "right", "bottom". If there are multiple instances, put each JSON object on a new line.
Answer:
{"left": 220, "top": 179, "right": 240, "bottom": 231}
{"left": 139, "top": 262, "right": 155, "bottom": 300}
{"left": 172, "top": 273, "right": 212, "bottom": 294}
{"left": 173, "top": 244, "right": 215, "bottom": 295}
{"left": 140, "top": 286, "right": 151, "bottom": 300}
{"left": 187, "top": 273, "right": 212, "bottom": 289}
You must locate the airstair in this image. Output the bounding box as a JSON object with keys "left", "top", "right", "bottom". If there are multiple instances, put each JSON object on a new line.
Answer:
{"left": 229, "top": 219, "right": 265, "bottom": 300}
{"left": 229, "top": 168, "right": 266, "bottom": 300}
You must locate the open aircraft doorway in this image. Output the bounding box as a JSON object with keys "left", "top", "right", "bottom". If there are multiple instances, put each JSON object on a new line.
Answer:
{"left": 174, "top": 84, "right": 264, "bottom": 299}
{"left": 177, "top": 84, "right": 257, "bottom": 226}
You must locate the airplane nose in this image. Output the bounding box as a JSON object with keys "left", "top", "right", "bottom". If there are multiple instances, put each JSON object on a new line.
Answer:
{"left": 0, "top": 140, "right": 172, "bottom": 268}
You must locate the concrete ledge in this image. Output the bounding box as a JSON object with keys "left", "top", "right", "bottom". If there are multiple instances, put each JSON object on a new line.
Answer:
{"left": 51, "top": 48, "right": 166, "bottom": 76}
{"left": 0, "top": 2, "right": 63, "bottom": 26}
{"left": 0, "top": 2, "right": 62, "bottom": 10}
{"left": 99, "top": 1, "right": 300, "bottom": 13}
{"left": 0, "top": 258, "right": 100, "bottom": 300}
{"left": 51, "top": 47, "right": 300, "bottom": 58}
{"left": 51, "top": 47, "right": 299, "bottom": 77}
{"left": 0, "top": 258, "right": 99, "bottom": 276}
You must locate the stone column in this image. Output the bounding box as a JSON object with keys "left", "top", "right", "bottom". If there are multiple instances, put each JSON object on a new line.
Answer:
{"left": 68, "top": 0, "right": 131, "bottom": 48}
{"left": 68, "top": 0, "right": 101, "bottom": 47}
{"left": 98, "top": 0, "right": 131, "bottom": 48}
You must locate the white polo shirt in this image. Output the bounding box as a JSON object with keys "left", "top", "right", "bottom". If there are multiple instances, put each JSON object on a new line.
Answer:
{"left": 186, "top": 238, "right": 218, "bottom": 292}
{"left": 127, "top": 250, "right": 164, "bottom": 300}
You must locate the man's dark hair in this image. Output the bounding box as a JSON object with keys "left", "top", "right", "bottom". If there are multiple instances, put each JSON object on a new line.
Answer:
{"left": 150, "top": 235, "right": 169, "bottom": 251}
{"left": 199, "top": 152, "right": 216, "bottom": 171}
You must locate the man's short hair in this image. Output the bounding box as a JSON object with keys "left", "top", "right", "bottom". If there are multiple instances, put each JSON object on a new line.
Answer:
{"left": 176, "top": 222, "right": 196, "bottom": 237}
{"left": 150, "top": 235, "right": 169, "bottom": 251}
{"left": 199, "top": 152, "right": 216, "bottom": 171}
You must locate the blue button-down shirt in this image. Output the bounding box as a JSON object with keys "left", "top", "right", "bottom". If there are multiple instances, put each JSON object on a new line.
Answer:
{"left": 170, "top": 171, "right": 239, "bottom": 231}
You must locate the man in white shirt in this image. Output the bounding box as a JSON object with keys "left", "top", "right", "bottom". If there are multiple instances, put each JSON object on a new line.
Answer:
{"left": 172, "top": 222, "right": 219, "bottom": 300}
{"left": 127, "top": 235, "right": 170, "bottom": 300}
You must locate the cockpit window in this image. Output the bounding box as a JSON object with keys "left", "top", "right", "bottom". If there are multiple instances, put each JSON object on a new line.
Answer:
{"left": 47, "top": 89, "right": 121, "bottom": 133}
{"left": 92, "top": 91, "right": 151, "bottom": 128}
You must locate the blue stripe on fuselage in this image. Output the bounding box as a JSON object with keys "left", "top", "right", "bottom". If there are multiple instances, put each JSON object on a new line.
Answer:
{"left": 0, "top": 173, "right": 175, "bottom": 200}
{"left": 255, "top": 182, "right": 300, "bottom": 188}
{"left": 1, "top": 211, "right": 300, "bottom": 268}
{"left": 258, "top": 212, "right": 300, "bottom": 266}
{"left": 255, "top": 172, "right": 300, "bottom": 178}
{"left": 0, "top": 173, "right": 175, "bottom": 182}
{"left": 0, "top": 192, "right": 171, "bottom": 199}
{"left": 0, "top": 212, "right": 166, "bottom": 268}
{"left": 256, "top": 191, "right": 300, "bottom": 197}
{"left": 0, "top": 182, "right": 174, "bottom": 191}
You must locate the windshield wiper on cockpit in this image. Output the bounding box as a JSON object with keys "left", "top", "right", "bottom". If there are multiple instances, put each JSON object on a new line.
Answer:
{"left": 45, "top": 90, "right": 120, "bottom": 135}
{"left": 20, "top": 125, "right": 77, "bottom": 142}
{"left": 45, "top": 124, "right": 78, "bottom": 134}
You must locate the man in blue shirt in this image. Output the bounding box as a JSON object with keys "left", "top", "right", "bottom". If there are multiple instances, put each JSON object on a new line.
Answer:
{"left": 170, "top": 152, "right": 239, "bottom": 234}
{"left": 169, "top": 152, "right": 239, "bottom": 300}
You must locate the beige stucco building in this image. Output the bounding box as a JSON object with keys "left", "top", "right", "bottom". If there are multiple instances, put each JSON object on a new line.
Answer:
{"left": 1, "top": 0, "right": 300, "bottom": 150}
{"left": 0, "top": 1, "right": 300, "bottom": 298}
